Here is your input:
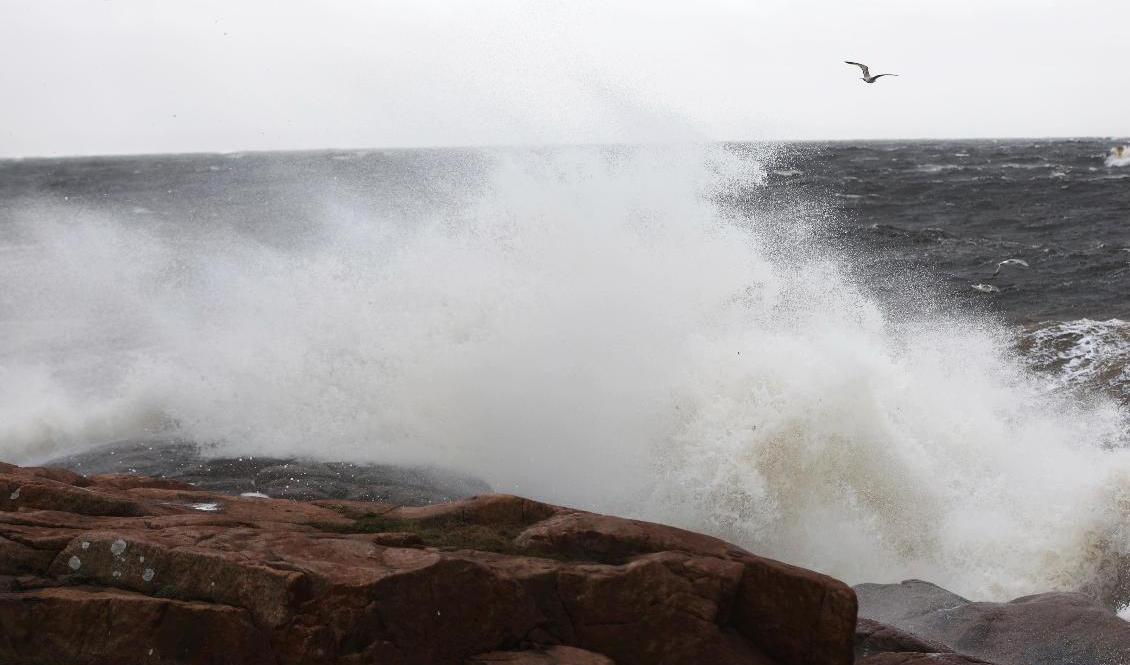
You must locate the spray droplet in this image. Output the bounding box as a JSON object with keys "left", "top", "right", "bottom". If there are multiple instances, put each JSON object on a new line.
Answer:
{"left": 143, "top": 568, "right": 155, "bottom": 582}
{"left": 8, "top": 487, "right": 20, "bottom": 500}
{"left": 81, "top": 541, "right": 90, "bottom": 550}
{"left": 68, "top": 556, "right": 82, "bottom": 571}
{"left": 110, "top": 539, "right": 127, "bottom": 556}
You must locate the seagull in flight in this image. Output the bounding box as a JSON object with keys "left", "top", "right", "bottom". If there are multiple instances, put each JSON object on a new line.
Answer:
{"left": 845, "top": 61, "right": 898, "bottom": 83}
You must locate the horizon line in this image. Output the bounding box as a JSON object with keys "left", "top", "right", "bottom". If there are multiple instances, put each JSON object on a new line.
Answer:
{"left": 2, "top": 134, "right": 1127, "bottom": 162}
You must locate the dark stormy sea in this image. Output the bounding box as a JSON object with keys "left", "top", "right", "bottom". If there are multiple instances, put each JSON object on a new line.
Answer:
{"left": 758, "top": 138, "right": 1130, "bottom": 403}
{"left": 1, "top": 138, "right": 1129, "bottom": 602}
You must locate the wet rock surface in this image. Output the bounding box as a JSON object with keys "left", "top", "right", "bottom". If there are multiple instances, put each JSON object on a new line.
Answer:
{"left": 855, "top": 579, "right": 1130, "bottom": 665}
{"left": 854, "top": 617, "right": 953, "bottom": 659}
{"left": 467, "top": 646, "right": 616, "bottom": 664}
{"left": 0, "top": 462, "right": 857, "bottom": 665}
{"left": 855, "top": 654, "right": 995, "bottom": 665}
{"left": 44, "top": 439, "right": 491, "bottom": 505}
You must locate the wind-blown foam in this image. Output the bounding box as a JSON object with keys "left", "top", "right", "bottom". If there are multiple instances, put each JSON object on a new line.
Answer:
{"left": 1, "top": 145, "right": 1129, "bottom": 602}
{"left": 1107, "top": 147, "right": 1130, "bottom": 168}
{"left": 1022, "top": 319, "right": 1130, "bottom": 404}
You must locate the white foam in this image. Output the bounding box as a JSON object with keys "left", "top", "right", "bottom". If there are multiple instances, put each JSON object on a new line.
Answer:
{"left": 1, "top": 145, "right": 1129, "bottom": 603}
{"left": 1023, "top": 319, "right": 1130, "bottom": 402}
{"left": 916, "top": 164, "right": 963, "bottom": 173}
{"left": 1106, "top": 148, "right": 1130, "bottom": 168}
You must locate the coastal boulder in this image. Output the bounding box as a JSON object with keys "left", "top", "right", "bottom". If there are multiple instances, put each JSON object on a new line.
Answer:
{"left": 0, "top": 462, "right": 858, "bottom": 665}
{"left": 0, "top": 586, "right": 274, "bottom": 665}
{"left": 466, "top": 646, "right": 615, "bottom": 664}
{"left": 856, "top": 655, "right": 996, "bottom": 665}
{"left": 856, "top": 580, "right": 1130, "bottom": 665}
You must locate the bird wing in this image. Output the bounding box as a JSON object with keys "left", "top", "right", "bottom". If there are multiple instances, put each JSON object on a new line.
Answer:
{"left": 845, "top": 61, "right": 871, "bottom": 78}
{"left": 871, "top": 73, "right": 898, "bottom": 80}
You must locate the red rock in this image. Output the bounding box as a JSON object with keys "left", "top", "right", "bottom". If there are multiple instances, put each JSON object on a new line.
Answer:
{"left": 857, "top": 654, "right": 995, "bottom": 665}
{"left": 514, "top": 510, "right": 734, "bottom": 561}
{"left": 124, "top": 487, "right": 354, "bottom": 527}
{"left": 0, "top": 586, "right": 274, "bottom": 665}
{"left": 19, "top": 465, "right": 91, "bottom": 486}
{"left": 512, "top": 506, "right": 856, "bottom": 665}
{"left": 390, "top": 493, "right": 563, "bottom": 526}
{"left": 556, "top": 553, "right": 770, "bottom": 665}
{"left": 0, "top": 473, "right": 146, "bottom": 516}
{"left": 89, "top": 473, "right": 199, "bottom": 491}
{"left": 0, "top": 534, "right": 56, "bottom": 575}
{"left": 467, "top": 645, "right": 615, "bottom": 664}
{"left": 458, "top": 551, "right": 578, "bottom": 642}
{"left": 0, "top": 462, "right": 860, "bottom": 665}
{"left": 325, "top": 555, "right": 541, "bottom": 664}
{"left": 47, "top": 529, "right": 307, "bottom": 627}
{"left": 733, "top": 552, "right": 857, "bottom": 665}
{"left": 312, "top": 498, "right": 397, "bottom": 515}
{"left": 368, "top": 531, "right": 425, "bottom": 547}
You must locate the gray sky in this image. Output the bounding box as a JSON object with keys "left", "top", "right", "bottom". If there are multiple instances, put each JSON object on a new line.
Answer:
{"left": 0, "top": 0, "right": 1126, "bottom": 157}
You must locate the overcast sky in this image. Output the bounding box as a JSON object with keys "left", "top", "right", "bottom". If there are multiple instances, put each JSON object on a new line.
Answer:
{"left": 0, "top": 0, "right": 1126, "bottom": 157}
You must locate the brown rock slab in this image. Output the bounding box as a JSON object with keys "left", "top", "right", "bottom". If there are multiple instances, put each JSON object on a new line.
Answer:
{"left": 0, "top": 586, "right": 274, "bottom": 665}
{"left": 89, "top": 473, "right": 199, "bottom": 491}
{"left": 0, "top": 534, "right": 56, "bottom": 575}
{"left": 731, "top": 551, "right": 858, "bottom": 665}
{"left": 5, "top": 465, "right": 91, "bottom": 487}
{"left": 467, "top": 645, "right": 616, "bottom": 664}
{"left": 47, "top": 529, "right": 307, "bottom": 627}
{"left": 391, "top": 493, "right": 563, "bottom": 527}
{"left": 512, "top": 504, "right": 856, "bottom": 664}
{"left": 857, "top": 654, "right": 995, "bottom": 665}
{"left": 514, "top": 511, "right": 734, "bottom": 561}
{"left": 557, "top": 553, "right": 771, "bottom": 665}
{"left": 1, "top": 462, "right": 860, "bottom": 665}
{"left": 0, "top": 472, "right": 147, "bottom": 517}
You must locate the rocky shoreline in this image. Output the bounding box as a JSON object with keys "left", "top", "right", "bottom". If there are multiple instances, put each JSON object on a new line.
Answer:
{"left": 1, "top": 458, "right": 857, "bottom": 665}
{"left": 44, "top": 439, "right": 492, "bottom": 506}
{"left": 2, "top": 451, "right": 1128, "bottom": 664}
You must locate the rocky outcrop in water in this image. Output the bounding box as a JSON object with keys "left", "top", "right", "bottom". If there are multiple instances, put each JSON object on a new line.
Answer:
{"left": 45, "top": 439, "right": 491, "bottom": 505}
{"left": 855, "top": 579, "right": 1130, "bottom": 665}
{"left": 0, "top": 461, "right": 857, "bottom": 665}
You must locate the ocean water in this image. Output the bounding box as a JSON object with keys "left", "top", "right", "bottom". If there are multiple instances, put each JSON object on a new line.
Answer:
{"left": 1, "top": 139, "right": 1129, "bottom": 603}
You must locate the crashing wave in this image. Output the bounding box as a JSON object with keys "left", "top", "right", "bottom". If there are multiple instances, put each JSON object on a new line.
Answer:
{"left": 2, "top": 145, "right": 1130, "bottom": 604}
{"left": 1019, "top": 318, "right": 1130, "bottom": 405}
{"left": 1106, "top": 145, "right": 1130, "bottom": 168}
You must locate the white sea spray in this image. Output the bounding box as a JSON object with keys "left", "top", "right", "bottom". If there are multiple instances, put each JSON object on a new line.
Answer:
{"left": 0, "top": 145, "right": 1128, "bottom": 603}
